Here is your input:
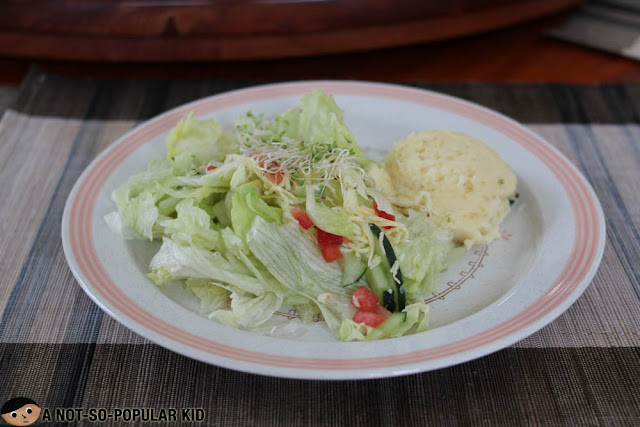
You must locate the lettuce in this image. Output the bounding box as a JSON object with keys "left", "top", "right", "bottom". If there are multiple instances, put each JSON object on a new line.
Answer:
{"left": 148, "top": 237, "right": 274, "bottom": 296}
{"left": 395, "top": 210, "right": 465, "bottom": 301}
{"left": 185, "top": 279, "right": 230, "bottom": 314}
{"left": 111, "top": 158, "right": 174, "bottom": 209}
{"left": 106, "top": 91, "right": 467, "bottom": 341}
{"left": 275, "top": 89, "right": 361, "bottom": 156}
{"left": 166, "top": 112, "right": 239, "bottom": 167}
{"left": 211, "top": 291, "right": 283, "bottom": 328}
{"left": 121, "top": 191, "right": 159, "bottom": 241}
{"left": 305, "top": 185, "right": 353, "bottom": 238}
{"left": 160, "top": 199, "right": 221, "bottom": 251}
{"left": 231, "top": 184, "right": 283, "bottom": 239}
{"left": 176, "top": 159, "right": 241, "bottom": 189}
{"left": 246, "top": 217, "right": 343, "bottom": 294}
{"left": 246, "top": 217, "right": 353, "bottom": 331}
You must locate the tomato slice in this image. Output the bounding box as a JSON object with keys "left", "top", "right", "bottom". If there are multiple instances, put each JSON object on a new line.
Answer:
{"left": 353, "top": 310, "right": 386, "bottom": 328}
{"left": 206, "top": 165, "right": 217, "bottom": 171}
{"left": 319, "top": 243, "right": 343, "bottom": 263}
{"left": 350, "top": 286, "right": 379, "bottom": 312}
{"left": 291, "top": 207, "right": 314, "bottom": 229}
{"left": 317, "top": 228, "right": 344, "bottom": 245}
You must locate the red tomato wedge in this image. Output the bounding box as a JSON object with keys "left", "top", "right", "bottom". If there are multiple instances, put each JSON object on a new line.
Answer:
{"left": 291, "top": 207, "right": 314, "bottom": 229}
{"left": 350, "top": 286, "right": 379, "bottom": 312}
{"left": 373, "top": 201, "right": 395, "bottom": 229}
{"left": 353, "top": 310, "right": 387, "bottom": 328}
{"left": 206, "top": 165, "right": 217, "bottom": 171}
{"left": 317, "top": 228, "right": 344, "bottom": 245}
{"left": 319, "top": 243, "right": 343, "bottom": 263}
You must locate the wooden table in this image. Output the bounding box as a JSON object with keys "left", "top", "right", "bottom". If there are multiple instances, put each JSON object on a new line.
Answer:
{"left": 1, "top": 12, "right": 639, "bottom": 85}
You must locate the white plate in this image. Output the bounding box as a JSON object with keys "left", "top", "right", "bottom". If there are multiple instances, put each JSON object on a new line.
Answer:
{"left": 61, "top": 81, "right": 605, "bottom": 379}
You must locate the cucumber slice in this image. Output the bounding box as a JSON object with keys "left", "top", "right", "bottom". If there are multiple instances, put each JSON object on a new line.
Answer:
{"left": 340, "top": 251, "right": 367, "bottom": 287}
{"left": 369, "top": 224, "right": 406, "bottom": 311}
{"left": 365, "top": 263, "right": 395, "bottom": 310}
{"left": 365, "top": 312, "right": 408, "bottom": 341}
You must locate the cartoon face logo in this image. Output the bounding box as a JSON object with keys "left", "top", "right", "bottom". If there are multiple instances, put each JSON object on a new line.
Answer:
{"left": 1, "top": 398, "right": 41, "bottom": 426}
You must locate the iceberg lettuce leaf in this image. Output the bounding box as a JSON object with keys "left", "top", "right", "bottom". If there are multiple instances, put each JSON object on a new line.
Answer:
{"left": 232, "top": 184, "right": 282, "bottom": 238}
{"left": 305, "top": 185, "right": 353, "bottom": 238}
{"left": 166, "top": 112, "right": 239, "bottom": 166}
{"left": 246, "top": 217, "right": 353, "bottom": 331}
{"left": 395, "top": 210, "right": 464, "bottom": 302}
{"left": 121, "top": 191, "right": 159, "bottom": 241}
{"left": 185, "top": 279, "right": 230, "bottom": 314}
{"left": 275, "top": 89, "right": 361, "bottom": 156}
{"left": 160, "top": 199, "right": 221, "bottom": 251}
{"left": 148, "top": 237, "right": 272, "bottom": 295}
{"left": 211, "top": 291, "right": 283, "bottom": 328}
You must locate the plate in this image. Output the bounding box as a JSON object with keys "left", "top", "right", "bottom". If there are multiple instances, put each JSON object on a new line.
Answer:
{"left": 61, "top": 81, "right": 605, "bottom": 379}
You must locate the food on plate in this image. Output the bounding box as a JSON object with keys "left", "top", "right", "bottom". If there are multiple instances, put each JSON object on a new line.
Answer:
{"left": 105, "top": 89, "right": 515, "bottom": 341}
{"left": 367, "top": 130, "right": 516, "bottom": 247}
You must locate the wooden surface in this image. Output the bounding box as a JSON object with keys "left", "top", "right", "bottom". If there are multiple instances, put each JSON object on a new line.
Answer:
{"left": 0, "top": 0, "right": 582, "bottom": 61}
{"left": 1, "top": 12, "right": 640, "bottom": 85}
{"left": 0, "top": 0, "right": 566, "bottom": 36}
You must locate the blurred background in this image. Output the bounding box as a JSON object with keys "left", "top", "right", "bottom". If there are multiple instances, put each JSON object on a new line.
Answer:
{"left": 1, "top": 0, "right": 639, "bottom": 83}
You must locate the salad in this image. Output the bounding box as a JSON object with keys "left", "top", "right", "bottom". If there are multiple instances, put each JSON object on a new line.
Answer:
{"left": 106, "top": 90, "right": 464, "bottom": 341}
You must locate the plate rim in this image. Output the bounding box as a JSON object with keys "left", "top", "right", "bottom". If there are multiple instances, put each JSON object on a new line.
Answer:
{"left": 61, "top": 80, "right": 606, "bottom": 379}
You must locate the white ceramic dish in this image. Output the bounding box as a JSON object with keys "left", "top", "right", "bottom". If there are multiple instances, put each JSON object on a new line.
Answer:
{"left": 61, "top": 81, "right": 605, "bottom": 379}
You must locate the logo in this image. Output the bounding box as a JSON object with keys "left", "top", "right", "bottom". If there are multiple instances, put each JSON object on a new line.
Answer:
{"left": 1, "top": 397, "right": 41, "bottom": 426}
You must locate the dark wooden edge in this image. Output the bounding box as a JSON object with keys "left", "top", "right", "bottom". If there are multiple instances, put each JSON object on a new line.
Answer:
{"left": 1, "top": 0, "right": 582, "bottom": 61}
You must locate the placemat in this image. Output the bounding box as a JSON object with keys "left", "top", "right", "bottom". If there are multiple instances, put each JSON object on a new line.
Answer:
{"left": 1, "top": 70, "right": 639, "bottom": 426}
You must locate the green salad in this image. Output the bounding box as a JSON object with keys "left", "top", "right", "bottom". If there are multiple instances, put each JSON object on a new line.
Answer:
{"left": 106, "top": 90, "right": 463, "bottom": 341}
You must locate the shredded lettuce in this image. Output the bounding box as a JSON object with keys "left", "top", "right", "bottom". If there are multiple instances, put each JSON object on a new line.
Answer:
{"left": 121, "top": 191, "right": 159, "bottom": 241}
{"left": 167, "top": 112, "right": 238, "bottom": 167}
{"left": 106, "top": 89, "right": 468, "bottom": 341}
{"left": 305, "top": 185, "right": 353, "bottom": 238}
{"left": 160, "top": 199, "right": 221, "bottom": 251}
{"left": 148, "top": 237, "right": 274, "bottom": 296}
{"left": 395, "top": 210, "right": 465, "bottom": 302}
{"left": 185, "top": 279, "right": 230, "bottom": 314}
{"left": 246, "top": 217, "right": 344, "bottom": 295}
{"left": 211, "top": 291, "right": 283, "bottom": 328}
{"left": 276, "top": 89, "right": 360, "bottom": 156}
{"left": 246, "top": 217, "right": 353, "bottom": 331}
{"left": 231, "top": 184, "right": 282, "bottom": 239}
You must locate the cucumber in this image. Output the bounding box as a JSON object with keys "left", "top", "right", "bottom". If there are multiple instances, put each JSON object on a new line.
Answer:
{"left": 365, "top": 312, "right": 408, "bottom": 341}
{"left": 368, "top": 224, "right": 406, "bottom": 311}
{"left": 340, "top": 251, "right": 367, "bottom": 287}
{"left": 365, "top": 262, "right": 395, "bottom": 310}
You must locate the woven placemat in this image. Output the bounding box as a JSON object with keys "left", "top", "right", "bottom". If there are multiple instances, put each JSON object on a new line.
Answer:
{"left": 1, "top": 70, "right": 638, "bottom": 425}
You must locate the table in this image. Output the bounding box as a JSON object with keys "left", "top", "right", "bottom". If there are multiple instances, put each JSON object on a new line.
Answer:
{"left": 1, "top": 12, "right": 640, "bottom": 84}
{"left": 1, "top": 13, "right": 640, "bottom": 426}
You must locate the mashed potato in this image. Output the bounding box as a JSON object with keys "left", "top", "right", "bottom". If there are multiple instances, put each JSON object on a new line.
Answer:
{"left": 367, "top": 130, "right": 516, "bottom": 248}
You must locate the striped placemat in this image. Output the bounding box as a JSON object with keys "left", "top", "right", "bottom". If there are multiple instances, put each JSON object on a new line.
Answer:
{"left": 0, "top": 70, "right": 638, "bottom": 425}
